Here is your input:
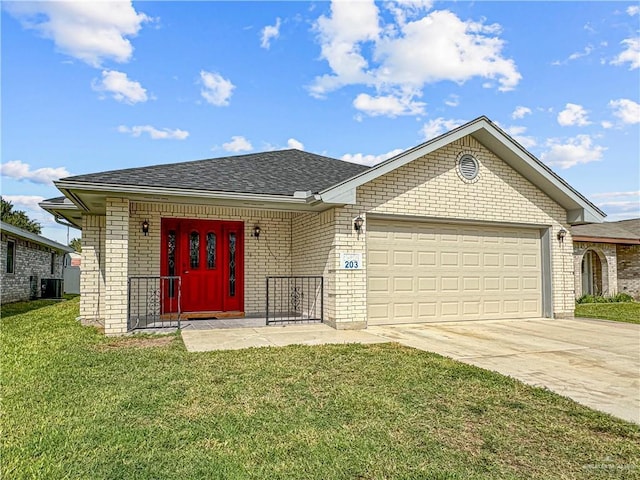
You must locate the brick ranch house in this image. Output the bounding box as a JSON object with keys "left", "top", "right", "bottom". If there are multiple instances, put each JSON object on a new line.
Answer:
{"left": 41, "top": 117, "right": 605, "bottom": 336}
{"left": 1, "top": 221, "right": 73, "bottom": 303}
{"left": 572, "top": 219, "right": 640, "bottom": 299}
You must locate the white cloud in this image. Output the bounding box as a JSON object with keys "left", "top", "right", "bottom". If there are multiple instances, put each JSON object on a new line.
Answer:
{"left": 4, "top": 1, "right": 149, "bottom": 67}
{"left": 501, "top": 125, "right": 537, "bottom": 149}
{"left": 386, "top": 0, "right": 434, "bottom": 25}
{"left": 2, "top": 195, "right": 46, "bottom": 211}
{"left": 287, "top": 138, "right": 304, "bottom": 150}
{"left": 353, "top": 93, "right": 425, "bottom": 116}
{"left": 444, "top": 94, "right": 459, "bottom": 107}
{"left": 609, "top": 98, "right": 640, "bottom": 124}
{"left": 118, "top": 125, "right": 189, "bottom": 140}
{"left": 601, "top": 120, "right": 614, "bottom": 129}
{"left": 310, "top": 0, "right": 381, "bottom": 97}
{"left": 310, "top": 2, "right": 520, "bottom": 118}
{"left": 512, "top": 106, "right": 532, "bottom": 119}
{"left": 200, "top": 70, "right": 235, "bottom": 106}
{"left": 222, "top": 136, "right": 253, "bottom": 152}
{"left": 92, "top": 70, "right": 148, "bottom": 104}
{"left": 341, "top": 148, "right": 404, "bottom": 166}
{"left": 260, "top": 17, "right": 281, "bottom": 49}
{"left": 611, "top": 37, "right": 640, "bottom": 70}
{"left": 627, "top": 6, "right": 639, "bottom": 16}
{"left": 0, "top": 160, "right": 70, "bottom": 185}
{"left": 421, "top": 117, "right": 465, "bottom": 140}
{"left": 568, "top": 45, "right": 593, "bottom": 61}
{"left": 557, "top": 103, "right": 591, "bottom": 126}
{"left": 591, "top": 190, "right": 640, "bottom": 199}
{"left": 540, "top": 135, "right": 605, "bottom": 169}
{"left": 553, "top": 45, "right": 594, "bottom": 65}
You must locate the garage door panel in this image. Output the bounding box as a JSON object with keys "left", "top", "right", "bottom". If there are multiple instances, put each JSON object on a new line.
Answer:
{"left": 367, "top": 221, "right": 542, "bottom": 325}
{"left": 463, "top": 252, "right": 480, "bottom": 266}
{"left": 418, "top": 252, "right": 436, "bottom": 265}
{"left": 393, "top": 277, "right": 414, "bottom": 292}
{"left": 368, "top": 250, "right": 389, "bottom": 266}
{"left": 393, "top": 250, "right": 413, "bottom": 266}
{"left": 522, "top": 254, "right": 538, "bottom": 267}
{"left": 368, "top": 276, "right": 389, "bottom": 292}
{"left": 393, "top": 303, "right": 414, "bottom": 320}
{"left": 483, "top": 253, "right": 500, "bottom": 267}
{"left": 418, "top": 277, "right": 437, "bottom": 292}
{"left": 463, "top": 277, "right": 481, "bottom": 291}
{"left": 417, "top": 303, "right": 437, "bottom": 318}
{"left": 441, "top": 277, "right": 460, "bottom": 291}
{"left": 441, "top": 252, "right": 459, "bottom": 266}
{"left": 503, "top": 254, "right": 519, "bottom": 267}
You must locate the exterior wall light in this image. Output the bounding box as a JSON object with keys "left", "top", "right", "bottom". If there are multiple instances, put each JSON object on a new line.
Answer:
{"left": 142, "top": 220, "right": 150, "bottom": 236}
{"left": 253, "top": 225, "right": 261, "bottom": 238}
{"left": 354, "top": 216, "right": 364, "bottom": 233}
{"left": 557, "top": 228, "right": 567, "bottom": 243}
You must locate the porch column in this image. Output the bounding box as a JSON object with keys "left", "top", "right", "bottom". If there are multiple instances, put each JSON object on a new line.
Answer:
{"left": 80, "top": 214, "right": 105, "bottom": 322}
{"left": 104, "top": 197, "right": 129, "bottom": 335}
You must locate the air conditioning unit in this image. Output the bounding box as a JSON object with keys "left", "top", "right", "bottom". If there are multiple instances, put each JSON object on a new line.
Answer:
{"left": 41, "top": 279, "right": 64, "bottom": 299}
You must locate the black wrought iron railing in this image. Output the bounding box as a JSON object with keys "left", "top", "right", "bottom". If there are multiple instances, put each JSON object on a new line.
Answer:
{"left": 266, "top": 276, "right": 323, "bottom": 325}
{"left": 127, "top": 276, "right": 181, "bottom": 331}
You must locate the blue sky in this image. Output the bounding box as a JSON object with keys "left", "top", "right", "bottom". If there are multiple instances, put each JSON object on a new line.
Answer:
{"left": 1, "top": 1, "right": 639, "bottom": 245}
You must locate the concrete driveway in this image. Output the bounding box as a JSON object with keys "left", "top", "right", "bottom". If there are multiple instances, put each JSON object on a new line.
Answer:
{"left": 369, "top": 318, "right": 640, "bottom": 424}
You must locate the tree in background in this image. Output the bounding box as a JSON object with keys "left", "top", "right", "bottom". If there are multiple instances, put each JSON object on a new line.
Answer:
{"left": 1, "top": 197, "right": 42, "bottom": 234}
{"left": 69, "top": 238, "right": 82, "bottom": 253}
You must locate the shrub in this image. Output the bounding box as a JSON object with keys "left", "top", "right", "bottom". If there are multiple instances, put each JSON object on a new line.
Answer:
{"left": 576, "top": 293, "right": 635, "bottom": 304}
{"left": 611, "top": 292, "right": 634, "bottom": 303}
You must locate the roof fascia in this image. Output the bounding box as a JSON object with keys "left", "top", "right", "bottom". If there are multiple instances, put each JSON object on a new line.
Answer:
{"left": 0, "top": 221, "right": 74, "bottom": 252}
{"left": 54, "top": 180, "right": 318, "bottom": 206}
{"left": 573, "top": 235, "right": 640, "bottom": 245}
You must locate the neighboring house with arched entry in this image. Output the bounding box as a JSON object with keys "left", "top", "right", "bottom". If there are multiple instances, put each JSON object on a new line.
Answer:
{"left": 572, "top": 219, "right": 640, "bottom": 299}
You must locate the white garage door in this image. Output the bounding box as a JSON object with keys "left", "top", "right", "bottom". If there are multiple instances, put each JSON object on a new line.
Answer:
{"left": 367, "top": 220, "right": 542, "bottom": 325}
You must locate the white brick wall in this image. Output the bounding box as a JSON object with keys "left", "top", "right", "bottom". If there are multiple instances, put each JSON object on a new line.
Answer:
{"left": 128, "top": 202, "right": 293, "bottom": 315}
{"left": 330, "top": 135, "right": 574, "bottom": 326}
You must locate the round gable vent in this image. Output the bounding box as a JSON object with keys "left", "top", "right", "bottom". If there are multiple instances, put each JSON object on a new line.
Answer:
{"left": 458, "top": 154, "right": 479, "bottom": 181}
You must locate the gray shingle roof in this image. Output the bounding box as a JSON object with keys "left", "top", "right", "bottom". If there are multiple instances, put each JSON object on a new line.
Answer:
{"left": 61, "top": 150, "right": 370, "bottom": 196}
{"left": 571, "top": 218, "right": 640, "bottom": 241}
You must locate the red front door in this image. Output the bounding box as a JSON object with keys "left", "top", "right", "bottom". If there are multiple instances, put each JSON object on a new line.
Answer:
{"left": 161, "top": 218, "right": 244, "bottom": 313}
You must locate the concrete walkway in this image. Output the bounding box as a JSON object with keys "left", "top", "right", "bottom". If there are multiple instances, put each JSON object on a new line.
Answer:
{"left": 181, "top": 323, "right": 387, "bottom": 352}
{"left": 369, "top": 318, "right": 640, "bottom": 424}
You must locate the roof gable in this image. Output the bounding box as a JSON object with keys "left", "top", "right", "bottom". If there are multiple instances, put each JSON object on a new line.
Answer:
{"left": 319, "top": 116, "right": 605, "bottom": 224}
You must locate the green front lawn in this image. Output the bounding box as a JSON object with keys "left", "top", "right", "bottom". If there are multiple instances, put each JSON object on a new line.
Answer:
{"left": 2, "top": 299, "right": 639, "bottom": 479}
{"left": 576, "top": 302, "right": 640, "bottom": 324}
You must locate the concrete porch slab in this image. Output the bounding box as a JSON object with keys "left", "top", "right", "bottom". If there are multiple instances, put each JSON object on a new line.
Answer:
{"left": 181, "top": 323, "right": 388, "bottom": 352}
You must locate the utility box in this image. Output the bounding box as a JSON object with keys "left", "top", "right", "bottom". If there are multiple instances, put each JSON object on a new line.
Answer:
{"left": 41, "top": 279, "right": 64, "bottom": 299}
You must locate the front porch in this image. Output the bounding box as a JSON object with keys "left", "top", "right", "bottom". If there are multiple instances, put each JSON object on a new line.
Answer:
{"left": 127, "top": 274, "right": 324, "bottom": 333}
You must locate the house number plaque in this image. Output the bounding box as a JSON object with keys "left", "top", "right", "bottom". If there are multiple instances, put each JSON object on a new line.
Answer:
{"left": 340, "top": 253, "right": 362, "bottom": 270}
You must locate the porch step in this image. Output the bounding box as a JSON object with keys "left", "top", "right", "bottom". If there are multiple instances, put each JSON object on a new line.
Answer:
{"left": 180, "top": 311, "right": 246, "bottom": 320}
